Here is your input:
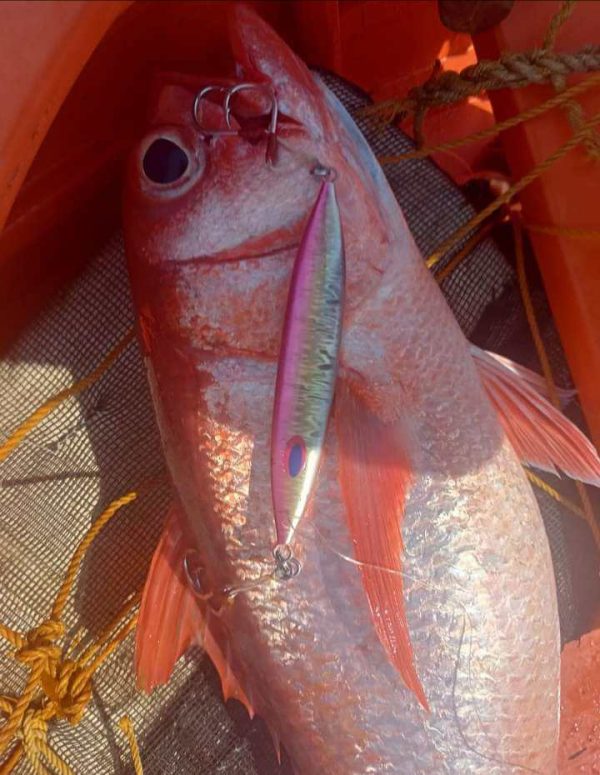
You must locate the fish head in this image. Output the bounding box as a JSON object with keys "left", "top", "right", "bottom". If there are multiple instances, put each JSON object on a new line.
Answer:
{"left": 124, "top": 4, "right": 390, "bottom": 360}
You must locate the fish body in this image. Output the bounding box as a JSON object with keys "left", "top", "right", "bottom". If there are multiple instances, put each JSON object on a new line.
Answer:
{"left": 124, "top": 7, "right": 567, "bottom": 773}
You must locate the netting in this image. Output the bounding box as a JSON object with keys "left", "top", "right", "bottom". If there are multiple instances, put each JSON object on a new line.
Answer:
{"left": 0, "top": 71, "right": 597, "bottom": 774}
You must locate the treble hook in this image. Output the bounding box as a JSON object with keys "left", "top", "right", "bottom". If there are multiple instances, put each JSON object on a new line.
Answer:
{"left": 192, "top": 85, "right": 238, "bottom": 138}
{"left": 223, "top": 82, "right": 279, "bottom": 137}
{"left": 192, "top": 81, "right": 279, "bottom": 164}
{"left": 183, "top": 544, "right": 301, "bottom": 608}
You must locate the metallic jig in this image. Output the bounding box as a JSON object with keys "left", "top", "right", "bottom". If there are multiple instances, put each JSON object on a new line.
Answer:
{"left": 271, "top": 164, "right": 345, "bottom": 550}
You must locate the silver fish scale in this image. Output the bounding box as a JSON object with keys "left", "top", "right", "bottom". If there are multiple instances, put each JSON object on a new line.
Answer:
{"left": 185, "top": 355, "right": 559, "bottom": 774}
{"left": 402, "top": 458, "right": 559, "bottom": 774}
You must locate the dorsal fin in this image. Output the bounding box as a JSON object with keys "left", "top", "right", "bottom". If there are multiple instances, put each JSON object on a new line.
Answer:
{"left": 135, "top": 505, "right": 254, "bottom": 716}
{"left": 472, "top": 345, "right": 600, "bottom": 485}
{"left": 335, "top": 380, "right": 428, "bottom": 709}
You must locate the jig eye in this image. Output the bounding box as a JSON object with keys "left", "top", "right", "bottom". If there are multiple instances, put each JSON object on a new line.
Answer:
{"left": 142, "top": 137, "right": 189, "bottom": 184}
{"left": 286, "top": 436, "right": 306, "bottom": 477}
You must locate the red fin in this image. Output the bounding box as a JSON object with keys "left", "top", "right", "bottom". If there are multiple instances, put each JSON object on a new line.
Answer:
{"left": 335, "top": 381, "right": 428, "bottom": 709}
{"left": 135, "top": 505, "right": 254, "bottom": 717}
{"left": 265, "top": 720, "right": 282, "bottom": 765}
{"left": 135, "top": 505, "right": 200, "bottom": 691}
{"left": 470, "top": 346, "right": 575, "bottom": 404}
{"left": 202, "top": 622, "right": 255, "bottom": 718}
{"left": 472, "top": 345, "right": 600, "bottom": 485}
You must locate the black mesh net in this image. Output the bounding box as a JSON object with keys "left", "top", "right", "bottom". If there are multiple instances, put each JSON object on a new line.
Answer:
{"left": 0, "top": 72, "right": 597, "bottom": 774}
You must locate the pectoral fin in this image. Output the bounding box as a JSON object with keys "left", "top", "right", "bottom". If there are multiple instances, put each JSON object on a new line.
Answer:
{"left": 135, "top": 504, "right": 254, "bottom": 716}
{"left": 335, "top": 380, "right": 428, "bottom": 709}
{"left": 472, "top": 345, "right": 600, "bottom": 485}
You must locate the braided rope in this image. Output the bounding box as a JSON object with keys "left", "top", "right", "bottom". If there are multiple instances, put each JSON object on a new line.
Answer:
{"left": 433, "top": 218, "right": 497, "bottom": 281}
{"left": 526, "top": 222, "right": 600, "bottom": 240}
{"left": 0, "top": 492, "right": 140, "bottom": 771}
{"left": 364, "top": 45, "right": 600, "bottom": 135}
{"left": 426, "top": 109, "right": 600, "bottom": 268}
{"left": 542, "top": 0, "right": 577, "bottom": 50}
{"left": 379, "top": 71, "right": 600, "bottom": 164}
{"left": 513, "top": 215, "right": 600, "bottom": 552}
{"left": 0, "top": 329, "right": 134, "bottom": 464}
{"left": 417, "top": 46, "right": 600, "bottom": 104}
{"left": 119, "top": 717, "right": 144, "bottom": 775}
{"left": 50, "top": 491, "right": 138, "bottom": 621}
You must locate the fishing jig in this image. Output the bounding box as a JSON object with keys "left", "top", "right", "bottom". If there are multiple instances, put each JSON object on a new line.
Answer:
{"left": 271, "top": 162, "right": 344, "bottom": 556}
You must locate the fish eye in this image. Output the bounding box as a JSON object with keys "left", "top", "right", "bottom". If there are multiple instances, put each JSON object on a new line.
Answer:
{"left": 136, "top": 127, "right": 204, "bottom": 197}
{"left": 142, "top": 137, "right": 189, "bottom": 184}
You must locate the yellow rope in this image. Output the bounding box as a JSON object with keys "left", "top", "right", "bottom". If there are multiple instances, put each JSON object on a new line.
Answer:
{"left": 526, "top": 222, "right": 600, "bottom": 240}
{"left": 0, "top": 746, "right": 22, "bottom": 775}
{"left": 0, "top": 669, "right": 43, "bottom": 757}
{"left": 81, "top": 613, "right": 139, "bottom": 682}
{"left": 378, "top": 71, "right": 600, "bottom": 165}
{"left": 20, "top": 709, "right": 76, "bottom": 775}
{"left": 512, "top": 217, "right": 561, "bottom": 407}
{"left": 525, "top": 470, "right": 585, "bottom": 518}
{"left": 0, "top": 317, "right": 145, "bottom": 773}
{"left": 426, "top": 109, "right": 600, "bottom": 268}
{"left": 0, "top": 492, "right": 141, "bottom": 772}
{"left": 76, "top": 594, "right": 141, "bottom": 667}
{"left": 0, "top": 329, "right": 134, "bottom": 464}
{"left": 542, "top": 0, "right": 577, "bottom": 50}
{"left": 512, "top": 216, "right": 600, "bottom": 551}
{"left": 50, "top": 492, "right": 138, "bottom": 622}
{"left": 119, "top": 717, "right": 144, "bottom": 775}
{"left": 0, "top": 627, "right": 24, "bottom": 652}
{"left": 430, "top": 218, "right": 497, "bottom": 278}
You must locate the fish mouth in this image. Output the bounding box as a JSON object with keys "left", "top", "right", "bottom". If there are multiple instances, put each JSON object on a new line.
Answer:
{"left": 176, "top": 228, "right": 303, "bottom": 267}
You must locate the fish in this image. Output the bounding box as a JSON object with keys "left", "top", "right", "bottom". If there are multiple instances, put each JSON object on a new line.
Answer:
{"left": 123, "top": 6, "right": 600, "bottom": 773}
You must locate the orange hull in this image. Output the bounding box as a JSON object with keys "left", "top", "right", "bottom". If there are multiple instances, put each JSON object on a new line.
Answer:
{"left": 475, "top": 0, "right": 600, "bottom": 446}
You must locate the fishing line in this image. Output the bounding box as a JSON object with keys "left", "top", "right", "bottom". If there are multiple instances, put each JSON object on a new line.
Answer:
{"left": 276, "top": 137, "right": 324, "bottom": 173}
{"left": 448, "top": 613, "right": 544, "bottom": 775}
{"left": 290, "top": 518, "right": 546, "bottom": 775}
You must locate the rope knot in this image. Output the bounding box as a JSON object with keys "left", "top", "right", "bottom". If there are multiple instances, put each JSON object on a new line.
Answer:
{"left": 18, "top": 708, "right": 48, "bottom": 750}
{"left": 15, "top": 707, "right": 76, "bottom": 775}
{"left": 41, "top": 659, "right": 93, "bottom": 725}
{"left": 15, "top": 620, "right": 65, "bottom": 675}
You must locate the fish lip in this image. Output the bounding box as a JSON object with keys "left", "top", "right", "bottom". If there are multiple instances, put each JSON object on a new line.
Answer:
{"left": 184, "top": 241, "right": 299, "bottom": 266}
{"left": 170, "top": 232, "right": 301, "bottom": 267}
{"left": 136, "top": 125, "right": 205, "bottom": 199}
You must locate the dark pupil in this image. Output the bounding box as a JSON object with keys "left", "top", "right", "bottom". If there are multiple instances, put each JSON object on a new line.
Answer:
{"left": 143, "top": 138, "right": 188, "bottom": 184}
{"left": 288, "top": 443, "right": 304, "bottom": 477}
